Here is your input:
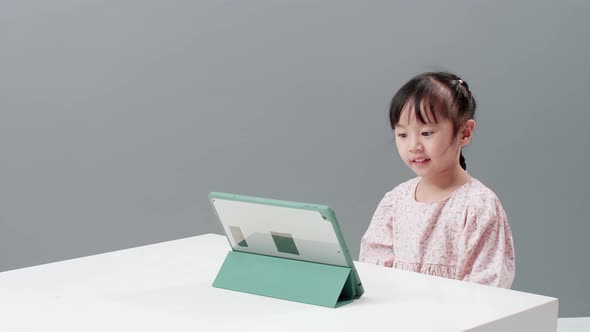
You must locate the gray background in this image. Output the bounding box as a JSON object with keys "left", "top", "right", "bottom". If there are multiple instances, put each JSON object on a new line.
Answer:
{"left": 1, "top": 0, "right": 588, "bottom": 317}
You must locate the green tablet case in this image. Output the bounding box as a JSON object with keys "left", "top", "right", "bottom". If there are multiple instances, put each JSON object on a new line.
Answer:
{"left": 209, "top": 192, "right": 363, "bottom": 308}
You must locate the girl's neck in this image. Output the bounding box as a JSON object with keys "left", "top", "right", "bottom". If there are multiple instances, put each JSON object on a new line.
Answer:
{"left": 415, "top": 167, "right": 471, "bottom": 203}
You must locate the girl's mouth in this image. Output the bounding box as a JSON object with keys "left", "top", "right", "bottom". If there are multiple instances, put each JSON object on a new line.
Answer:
{"left": 413, "top": 158, "right": 431, "bottom": 164}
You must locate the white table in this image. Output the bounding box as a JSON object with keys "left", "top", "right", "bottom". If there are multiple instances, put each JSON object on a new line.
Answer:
{"left": 557, "top": 317, "right": 590, "bottom": 332}
{"left": 0, "top": 234, "right": 558, "bottom": 331}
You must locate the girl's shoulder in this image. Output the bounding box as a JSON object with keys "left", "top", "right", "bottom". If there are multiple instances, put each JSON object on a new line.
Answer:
{"left": 380, "top": 177, "right": 420, "bottom": 205}
{"left": 461, "top": 177, "right": 506, "bottom": 215}
{"left": 464, "top": 177, "right": 502, "bottom": 203}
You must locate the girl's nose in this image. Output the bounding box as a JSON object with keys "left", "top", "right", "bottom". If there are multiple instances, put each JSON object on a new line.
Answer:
{"left": 410, "top": 140, "right": 423, "bottom": 152}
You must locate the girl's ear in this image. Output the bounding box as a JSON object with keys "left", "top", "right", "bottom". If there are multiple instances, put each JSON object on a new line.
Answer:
{"left": 460, "top": 119, "right": 476, "bottom": 147}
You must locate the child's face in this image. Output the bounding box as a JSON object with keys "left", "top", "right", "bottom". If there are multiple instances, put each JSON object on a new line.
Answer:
{"left": 394, "top": 104, "right": 469, "bottom": 179}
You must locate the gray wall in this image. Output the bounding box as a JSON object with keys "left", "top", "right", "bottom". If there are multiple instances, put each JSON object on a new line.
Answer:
{"left": 1, "top": 0, "right": 588, "bottom": 317}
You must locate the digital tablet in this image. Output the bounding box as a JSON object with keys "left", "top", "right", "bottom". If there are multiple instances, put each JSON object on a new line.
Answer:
{"left": 209, "top": 192, "right": 364, "bottom": 299}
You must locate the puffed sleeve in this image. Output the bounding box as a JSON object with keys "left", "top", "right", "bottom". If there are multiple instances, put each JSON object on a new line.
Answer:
{"left": 455, "top": 197, "right": 515, "bottom": 288}
{"left": 359, "top": 194, "right": 395, "bottom": 267}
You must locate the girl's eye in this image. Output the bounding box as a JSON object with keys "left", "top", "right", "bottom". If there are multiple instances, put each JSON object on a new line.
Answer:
{"left": 422, "top": 131, "right": 434, "bottom": 136}
{"left": 397, "top": 133, "right": 407, "bottom": 138}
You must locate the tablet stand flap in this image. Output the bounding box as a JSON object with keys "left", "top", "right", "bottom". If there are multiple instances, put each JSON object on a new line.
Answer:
{"left": 213, "top": 251, "right": 353, "bottom": 308}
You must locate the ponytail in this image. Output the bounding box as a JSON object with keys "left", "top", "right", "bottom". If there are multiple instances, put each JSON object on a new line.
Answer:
{"left": 459, "top": 150, "right": 467, "bottom": 170}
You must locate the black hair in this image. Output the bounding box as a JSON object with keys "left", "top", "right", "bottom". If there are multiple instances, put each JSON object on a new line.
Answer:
{"left": 389, "top": 72, "right": 476, "bottom": 170}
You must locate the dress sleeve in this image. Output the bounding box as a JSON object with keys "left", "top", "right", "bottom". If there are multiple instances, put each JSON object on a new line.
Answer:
{"left": 359, "top": 194, "right": 395, "bottom": 267}
{"left": 455, "top": 197, "right": 515, "bottom": 288}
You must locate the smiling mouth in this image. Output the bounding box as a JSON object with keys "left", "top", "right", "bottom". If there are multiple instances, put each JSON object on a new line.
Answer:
{"left": 412, "top": 158, "right": 431, "bottom": 164}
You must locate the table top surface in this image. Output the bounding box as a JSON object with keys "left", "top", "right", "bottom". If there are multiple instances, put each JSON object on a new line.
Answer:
{"left": 0, "top": 233, "right": 560, "bottom": 332}
{"left": 557, "top": 317, "right": 590, "bottom": 332}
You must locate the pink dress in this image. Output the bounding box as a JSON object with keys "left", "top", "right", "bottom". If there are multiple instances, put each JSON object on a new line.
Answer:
{"left": 359, "top": 177, "right": 515, "bottom": 288}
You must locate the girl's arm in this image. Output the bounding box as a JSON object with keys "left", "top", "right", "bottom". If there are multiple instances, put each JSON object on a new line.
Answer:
{"left": 359, "top": 194, "right": 395, "bottom": 267}
{"left": 455, "top": 197, "right": 516, "bottom": 288}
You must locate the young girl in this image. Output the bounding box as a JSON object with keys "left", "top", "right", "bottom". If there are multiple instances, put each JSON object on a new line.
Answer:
{"left": 359, "top": 72, "right": 515, "bottom": 288}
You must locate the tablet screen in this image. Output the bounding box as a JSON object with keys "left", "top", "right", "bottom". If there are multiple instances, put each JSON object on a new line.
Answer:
{"left": 211, "top": 196, "right": 349, "bottom": 267}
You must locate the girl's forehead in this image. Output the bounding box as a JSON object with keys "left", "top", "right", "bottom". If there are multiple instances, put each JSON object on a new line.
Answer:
{"left": 398, "top": 102, "right": 438, "bottom": 125}
{"left": 396, "top": 103, "right": 456, "bottom": 130}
